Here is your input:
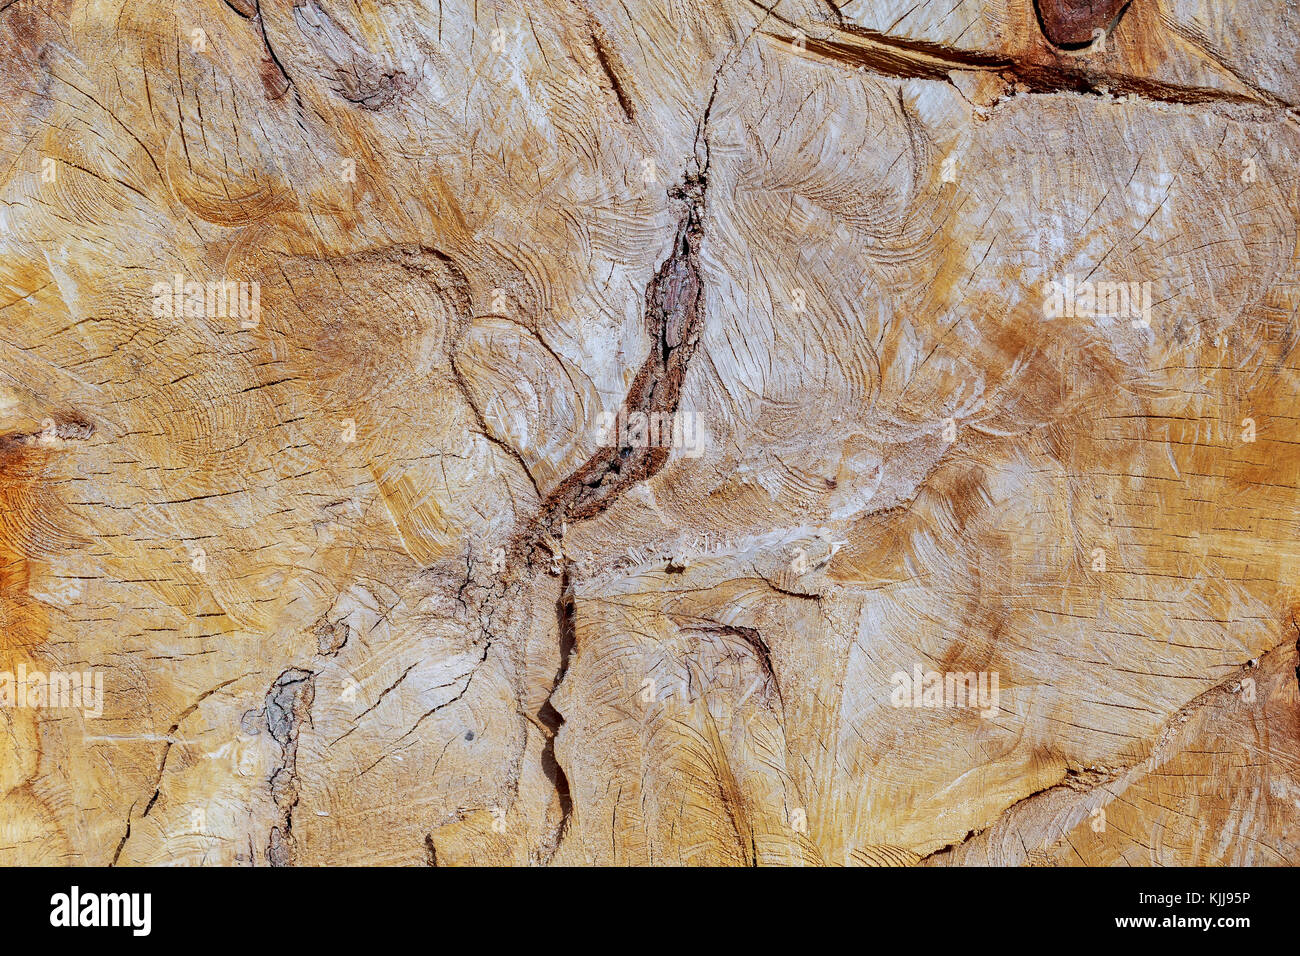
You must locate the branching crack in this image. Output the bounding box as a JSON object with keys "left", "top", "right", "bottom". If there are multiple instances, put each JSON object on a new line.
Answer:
{"left": 395, "top": 639, "right": 492, "bottom": 746}
{"left": 110, "top": 676, "right": 244, "bottom": 864}
{"left": 426, "top": 105, "right": 715, "bottom": 864}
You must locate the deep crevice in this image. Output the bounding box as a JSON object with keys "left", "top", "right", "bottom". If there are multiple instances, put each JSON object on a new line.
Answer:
{"left": 519, "top": 173, "right": 708, "bottom": 566}
{"left": 262, "top": 668, "right": 316, "bottom": 866}
{"left": 108, "top": 803, "right": 136, "bottom": 867}
{"left": 536, "top": 565, "right": 576, "bottom": 860}
{"left": 762, "top": 8, "right": 1283, "bottom": 110}
{"left": 246, "top": 0, "right": 297, "bottom": 101}
{"left": 1292, "top": 613, "right": 1299, "bottom": 699}
{"left": 589, "top": 30, "right": 636, "bottom": 122}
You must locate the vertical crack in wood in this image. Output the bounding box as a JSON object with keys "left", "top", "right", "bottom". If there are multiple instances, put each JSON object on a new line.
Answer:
{"left": 506, "top": 165, "right": 711, "bottom": 858}
{"left": 264, "top": 668, "right": 316, "bottom": 866}
{"left": 536, "top": 564, "right": 576, "bottom": 861}
{"left": 520, "top": 172, "right": 708, "bottom": 564}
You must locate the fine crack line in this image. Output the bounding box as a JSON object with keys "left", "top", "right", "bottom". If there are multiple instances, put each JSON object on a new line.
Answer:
{"left": 110, "top": 675, "right": 245, "bottom": 865}
{"left": 141, "top": 676, "right": 244, "bottom": 819}
{"left": 918, "top": 637, "right": 1296, "bottom": 863}
{"left": 108, "top": 801, "right": 138, "bottom": 867}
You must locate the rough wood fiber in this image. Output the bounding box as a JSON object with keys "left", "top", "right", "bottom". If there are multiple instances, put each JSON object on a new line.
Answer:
{"left": 0, "top": 0, "right": 1297, "bottom": 866}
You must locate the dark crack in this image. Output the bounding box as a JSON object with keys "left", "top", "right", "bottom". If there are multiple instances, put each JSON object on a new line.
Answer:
{"left": 919, "top": 641, "right": 1297, "bottom": 864}
{"left": 108, "top": 801, "right": 136, "bottom": 867}
{"left": 261, "top": 668, "right": 316, "bottom": 866}
{"left": 759, "top": 5, "right": 1290, "bottom": 110}
{"left": 520, "top": 173, "right": 708, "bottom": 565}
{"left": 109, "top": 676, "right": 244, "bottom": 864}
{"left": 243, "top": 0, "right": 296, "bottom": 101}
{"left": 141, "top": 676, "right": 243, "bottom": 821}
{"left": 536, "top": 564, "right": 576, "bottom": 862}
{"left": 1292, "top": 612, "right": 1299, "bottom": 699}
{"left": 698, "top": 623, "right": 783, "bottom": 711}
{"left": 589, "top": 29, "right": 636, "bottom": 122}
{"left": 394, "top": 639, "right": 492, "bottom": 746}
{"left": 426, "top": 127, "right": 713, "bottom": 864}
{"left": 314, "top": 615, "right": 349, "bottom": 656}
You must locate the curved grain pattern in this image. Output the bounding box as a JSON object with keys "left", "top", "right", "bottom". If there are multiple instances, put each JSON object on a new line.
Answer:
{"left": 0, "top": 0, "right": 1296, "bottom": 867}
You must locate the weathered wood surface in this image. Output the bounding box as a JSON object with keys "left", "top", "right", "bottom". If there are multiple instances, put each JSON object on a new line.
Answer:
{"left": 0, "top": 0, "right": 1297, "bottom": 865}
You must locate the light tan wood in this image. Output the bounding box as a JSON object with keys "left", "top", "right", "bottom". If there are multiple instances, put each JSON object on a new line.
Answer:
{"left": 0, "top": 0, "right": 1296, "bottom": 865}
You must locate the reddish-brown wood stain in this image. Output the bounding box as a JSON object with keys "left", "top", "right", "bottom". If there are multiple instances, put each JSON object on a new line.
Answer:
{"left": 1036, "top": 0, "right": 1129, "bottom": 47}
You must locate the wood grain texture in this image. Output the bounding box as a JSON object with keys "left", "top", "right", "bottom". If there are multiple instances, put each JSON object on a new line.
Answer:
{"left": 0, "top": 0, "right": 1296, "bottom": 866}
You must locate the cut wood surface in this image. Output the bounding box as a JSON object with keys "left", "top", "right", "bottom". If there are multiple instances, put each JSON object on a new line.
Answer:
{"left": 0, "top": 0, "right": 1297, "bottom": 866}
